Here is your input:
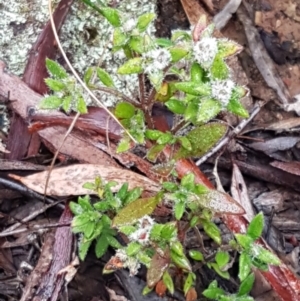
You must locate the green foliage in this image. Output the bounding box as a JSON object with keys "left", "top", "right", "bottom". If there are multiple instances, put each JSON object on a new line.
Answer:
{"left": 203, "top": 280, "right": 254, "bottom": 301}
{"left": 70, "top": 180, "right": 143, "bottom": 260}
{"left": 40, "top": 5, "right": 273, "bottom": 300}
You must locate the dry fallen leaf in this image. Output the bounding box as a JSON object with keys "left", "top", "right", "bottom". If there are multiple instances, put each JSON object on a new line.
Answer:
{"left": 231, "top": 163, "right": 255, "bottom": 221}
{"left": 270, "top": 161, "right": 300, "bottom": 176}
{"left": 9, "top": 164, "right": 161, "bottom": 196}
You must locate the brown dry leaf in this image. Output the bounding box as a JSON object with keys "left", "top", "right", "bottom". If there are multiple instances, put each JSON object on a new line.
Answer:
{"left": 231, "top": 163, "right": 255, "bottom": 221}
{"left": 9, "top": 164, "right": 161, "bottom": 196}
{"left": 270, "top": 161, "right": 300, "bottom": 176}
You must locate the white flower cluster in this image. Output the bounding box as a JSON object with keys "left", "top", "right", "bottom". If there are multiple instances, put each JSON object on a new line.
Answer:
{"left": 122, "top": 18, "right": 137, "bottom": 33}
{"left": 129, "top": 215, "right": 154, "bottom": 246}
{"left": 114, "top": 249, "right": 141, "bottom": 276}
{"left": 193, "top": 37, "right": 218, "bottom": 69}
{"left": 211, "top": 79, "right": 235, "bottom": 106}
{"left": 142, "top": 48, "right": 172, "bottom": 75}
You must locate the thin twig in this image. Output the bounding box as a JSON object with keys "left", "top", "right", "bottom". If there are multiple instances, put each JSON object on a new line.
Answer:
{"left": 0, "top": 177, "right": 61, "bottom": 207}
{"left": 196, "top": 102, "right": 265, "bottom": 166}
{"left": 0, "top": 221, "right": 71, "bottom": 238}
{"left": 94, "top": 86, "right": 140, "bottom": 106}
{"left": 0, "top": 200, "right": 64, "bottom": 236}
{"left": 43, "top": 112, "right": 80, "bottom": 195}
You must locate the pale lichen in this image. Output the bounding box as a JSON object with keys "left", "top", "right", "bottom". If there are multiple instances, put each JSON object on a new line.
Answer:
{"left": 0, "top": 0, "right": 157, "bottom": 106}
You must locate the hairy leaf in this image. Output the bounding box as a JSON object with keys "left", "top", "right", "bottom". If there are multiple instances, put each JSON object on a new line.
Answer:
{"left": 112, "top": 193, "right": 162, "bottom": 227}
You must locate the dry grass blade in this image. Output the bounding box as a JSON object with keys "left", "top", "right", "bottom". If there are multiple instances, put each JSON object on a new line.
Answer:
{"left": 9, "top": 164, "right": 161, "bottom": 196}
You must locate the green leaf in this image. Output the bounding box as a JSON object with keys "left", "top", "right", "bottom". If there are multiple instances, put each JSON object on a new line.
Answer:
{"left": 190, "top": 216, "right": 200, "bottom": 227}
{"left": 157, "top": 132, "right": 173, "bottom": 145}
{"left": 174, "top": 201, "right": 185, "bottom": 220}
{"left": 202, "top": 220, "right": 221, "bottom": 245}
{"left": 169, "top": 46, "right": 189, "bottom": 62}
{"left": 170, "top": 251, "right": 192, "bottom": 272}
{"left": 218, "top": 39, "right": 243, "bottom": 58}
{"left": 247, "top": 212, "right": 264, "bottom": 240}
{"left": 113, "top": 28, "right": 127, "bottom": 46}
{"left": 62, "top": 96, "right": 72, "bottom": 112}
{"left": 177, "top": 136, "right": 192, "bottom": 151}
{"left": 99, "top": 7, "right": 121, "bottom": 27}
{"left": 147, "top": 144, "right": 165, "bottom": 162}
{"left": 162, "top": 182, "right": 178, "bottom": 192}
{"left": 69, "top": 201, "right": 84, "bottom": 215}
{"left": 84, "top": 67, "right": 94, "bottom": 85}
{"left": 116, "top": 137, "right": 131, "bottom": 153}
{"left": 197, "top": 98, "right": 222, "bottom": 123}
{"left": 137, "top": 13, "right": 156, "bottom": 32}
{"left": 163, "top": 270, "right": 174, "bottom": 294}
{"left": 215, "top": 251, "right": 230, "bottom": 269}
{"left": 124, "top": 187, "right": 143, "bottom": 205}
{"left": 175, "top": 123, "right": 227, "bottom": 159}
{"left": 238, "top": 272, "right": 255, "bottom": 296}
{"left": 227, "top": 97, "right": 249, "bottom": 118}
{"left": 170, "top": 241, "right": 184, "bottom": 257}
{"left": 44, "top": 78, "right": 65, "bottom": 91}
{"left": 45, "top": 58, "right": 68, "bottom": 79}
{"left": 235, "top": 234, "right": 253, "bottom": 249}
{"left": 83, "top": 221, "right": 95, "bottom": 238}
{"left": 171, "top": 30, "right": 191, "bottom": 42}
{"left": 118, "top": 57, "right": 143, "bottom": 74}
{"left": 115, "top": 102, "right": 135, "bottom": 119}
{"left": 235, "top": 296, "right": 255, "bottom": 301}
{"left": 96, "top": 67, "right": 114, "bottom": 87}
{"left": 79, "top": 239, "right": 92, "bottom": 260}
{"left": 161, "top": 222, "right": 177, "bottom": 240}
{"left": 112, "top": 193, "right": 162, "bottom": 227}
{"left": 189, "top": 250, "right": 204, "bottom": 261}
{"left": 76, "top": 95, "right": 88, "bottom": 114}
{"left": 128, "top": 36, "right": 148, "bottom": 53}
{"left": 191, "top": 62, "right": 204, "bottom": 82}
{"left": 72, "top": 214, "right": 90, "bottom": 233}
{"left": 39, "top": 95, "right": 62, "bottom": 110}
{"left": 95, "top": 234, "right": 109, "bottom": 258}
{"left": 210, "top": 55, "right": 229, "bottom": 80}
{"left": 181, "top": 173, "right": 195, "bottom": 190}
{"left": 119, "top": 225, "right": 137, "bottom": 235}
{"left": 156, "top": 38, "right": 174, "bottom": 47}
{"left": 184, "top": 99, "right": 199, "bottom": 123}
{"left": 174, "top": 81, "right": 211, "bottom": 96}
{"left": 253, "top": 245, "right": 281, "bottom": 265}
{"left": 78, "top": 195, "right": 93, "bottom": 211}
{"left": 142, "top": 285, "right": 153, "bottom": 295}
{"left": 165, "top": 98, "right": 186, "bottom": 114}
{"left": 202, "top": 281, "right": 225, "bottom": 299}
{"left": 145, "top": 129, "right": 163, "bottom": 140}
{"left": 116, "top": 183, "right": 129, "bottom": 200}
{"left": 238, "top": 252, "right": 252, "bottom": 281}
{"left": 147, "top": 250, "right": 170, "bottom": 288}
{"left": 210, "top": 263, "right": 230, "bottom": 279}
{"left": 106, "top": 234, "right": 122, "bottom": 249}
{"left": 127, "top": 242, "right": 142, "bottom": 256}
{"left": 183, "top": 273, "right": 194, "bottom": 295}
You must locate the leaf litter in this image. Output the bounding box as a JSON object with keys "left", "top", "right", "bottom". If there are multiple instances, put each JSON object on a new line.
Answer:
{"left": 9, "top": 164, "right": 161, "bottom": 196}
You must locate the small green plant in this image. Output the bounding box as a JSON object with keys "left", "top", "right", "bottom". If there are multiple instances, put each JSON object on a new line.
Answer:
{"left": 69, "top": 177, "right": 143, "bottom": 259}
{"left": 41, "top": 1, "right": 280, "bottom": 300}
